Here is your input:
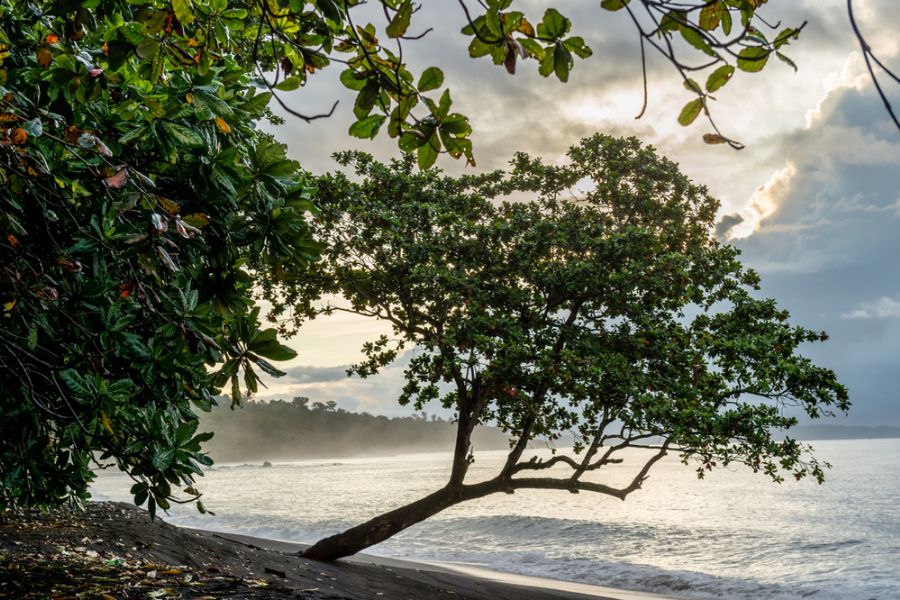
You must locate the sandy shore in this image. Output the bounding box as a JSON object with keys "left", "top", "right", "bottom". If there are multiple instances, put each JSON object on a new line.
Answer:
{"left": 218, "top": 530, "right": 682, "bottom": 600}
{"left": 0, "top": 502, "right": 682, "bottom": 600}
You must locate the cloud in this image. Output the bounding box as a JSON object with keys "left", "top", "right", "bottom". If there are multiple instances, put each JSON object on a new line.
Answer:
{"left": 715, "top": 213, "right": 744, "bottom": 240}
{"left": 842, "top": 295, "right": 900, "bottom": 319}
{"left": 254, "top": 350, "right": 440, "bottom": 416}
{"left": 248, "top": 1, "right": 900, "bottom": 426}
{"left": 729, "top": 66, "right": 900, "bottom": 424}
{"left": 281, "top": 365, "right": 349, "bottom": 384}
{"left": 727, "top": 163, "right": 797, "bottom": 239}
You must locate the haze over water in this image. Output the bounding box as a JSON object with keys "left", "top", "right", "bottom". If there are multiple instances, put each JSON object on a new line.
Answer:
{"left": 92, "top": 438, "right": 900, "bottom": 599}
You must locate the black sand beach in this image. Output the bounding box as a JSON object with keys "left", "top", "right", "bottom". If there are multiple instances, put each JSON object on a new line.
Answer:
{"left": 0, "top": 502, "right": 677, "bottom": 599}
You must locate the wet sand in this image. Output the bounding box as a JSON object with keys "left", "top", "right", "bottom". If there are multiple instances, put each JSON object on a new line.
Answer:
{"left": 1, "top": 502, "right": 682, "bottom": 600}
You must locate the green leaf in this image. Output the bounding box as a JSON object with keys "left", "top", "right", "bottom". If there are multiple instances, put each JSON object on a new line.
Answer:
{"left": 60, "top": 369, "right": 91, "bottom": 397}
{"left": 538, "top": 8, "right": 570, "bottom": 39}
{"left": 417, "top": 137, "right": 439, "bottom": 169}
{"left": 677, "top": 98, "right": 704, "bottom": 126}
{"left": 386, "top": 0, "right": 413, "bottom": 38}
{"left": 553, "top": 44, "right": 572, "bottom": 82}
{"left": 699, "top": 3, "right": 721, "bottom": 31}
{"left": 680, "top": 27, "right": 714, "bottom": 56}
{"left": 354, "top": 81, "right": 380, "bottom": 119}
{"left": 776, "top": 52, "right": 798, "bottom": 72}
{"left": 399, "top": 131, "right": 423, "bottom": 152}
{"left": 250, "top": 335, "right": 299, "bottom": 361}
{"left": 135, "top": 38, "right": 160, "bottom": 60}
{"left": 520, "top": 38, "right": 545, "bottom": 59}
{"left": 274, "top": 76, "right": 303, "bottom": 91}
{"left": 231, "top": 374, "right": 241, "bottom": 408}
{"left": 683, "top": 78, "right": 702, "bottom": 94}
{"left": 340, "top": 69, "right": 367, "bottom": 91}
{"left": 563, "top": 37, "right": 592, "bottom": 59}
{"left": 441, "top": 114, "right": 471, "bottom": 135}
{"left": 437, "top": 89, "right": 452, "bottom": 118}
{"left": 316, "top": 0, "right": 341, "bottom": 22}
{"left": 600, "top": 0, "right": 630, "bottom": 11}
{"left": 244, "top": 362, "right": 258, "bottom": 394}
{"left": 161, "top": 121, "right": 204, "bottom": 147}
{"left": 538, "top": 50, "right": 555, "bottom": 78}
{"left": 705, "top": 65, "right": 734, "bottom": 92}
{"left": 737, "top": 47, "right": 769, "bottom": 73}
{"left": 153, "top": 448, "right": 175, "bottom": 472}
{"left": 173, "top": 0, "right": 194, "bottom": 26}
{"left": 721, "top": 8, "right": 732, "bottom": 36}
{"left": 252, "top": 356, "right": 287, "bottom": 377}
{"left": 349, "top": 114, "right": 387, "bottom": 140}
{"left": 417, "top": 67, "right": 444, "bottom": 92}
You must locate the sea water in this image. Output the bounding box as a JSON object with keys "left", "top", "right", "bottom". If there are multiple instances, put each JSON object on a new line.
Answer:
{"left": 90, "top": 438, "right": 900, "bottom": 599}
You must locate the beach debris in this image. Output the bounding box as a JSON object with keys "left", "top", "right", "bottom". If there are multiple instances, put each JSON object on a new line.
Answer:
{"left": 265, "top": 566, "right": 287, "bottom": 577}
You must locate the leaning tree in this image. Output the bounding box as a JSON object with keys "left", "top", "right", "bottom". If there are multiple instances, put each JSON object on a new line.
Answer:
{"left": 3, "top": 0, "right": 872, "bottom": 515}
{"left": 269, "top": 135, "right": 849, "bottom": 561}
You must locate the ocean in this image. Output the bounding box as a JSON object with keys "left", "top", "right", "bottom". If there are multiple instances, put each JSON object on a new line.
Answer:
{"left": 90, "top": 438, "right": 900, "bottom": 599}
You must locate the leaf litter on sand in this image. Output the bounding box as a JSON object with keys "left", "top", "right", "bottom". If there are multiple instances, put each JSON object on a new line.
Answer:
{"left": 0, "top": 504, "right": 305, "bottom": 599}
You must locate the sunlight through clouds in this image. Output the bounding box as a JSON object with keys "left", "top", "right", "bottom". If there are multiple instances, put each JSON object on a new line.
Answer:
{"left": 729, "top": 162, "right": 797, "bottom": 239}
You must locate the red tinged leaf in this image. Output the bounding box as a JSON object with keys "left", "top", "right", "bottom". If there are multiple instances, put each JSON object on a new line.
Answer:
{"left": 65, "top": 125, "right": 82, "bottom": 143}
{"left": 36, "top": 46, "right": 52, "bottom": 67}
{"left": 10, "top": 127, "right": 27, "bottom": 145}
{"left": 103, "top": 168, "right": 128, "bottom": 188}
{"left": 504, "top": 48, "right": 517, "bottom": 75}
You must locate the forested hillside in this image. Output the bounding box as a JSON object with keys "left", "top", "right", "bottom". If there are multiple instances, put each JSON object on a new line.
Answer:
{"left": 200, "top": 398, "right": 510, "bottom": 463}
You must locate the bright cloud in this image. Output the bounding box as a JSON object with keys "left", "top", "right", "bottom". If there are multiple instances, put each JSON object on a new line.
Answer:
{"left": 842, "top": 295, "right": 900, "bottom": 319}
{"left": 729, "top": 162, "right": 797, "bottom": 239}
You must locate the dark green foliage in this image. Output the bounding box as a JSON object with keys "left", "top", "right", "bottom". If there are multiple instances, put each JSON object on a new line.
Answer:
{"left": 0, "top": 0, "right": 314, "bottom": 512}
{"left": 275, "top": 135, "right": 849, "bottom": 494}
{"left": 0, "top": 0, "right": 820, "bottom": 515}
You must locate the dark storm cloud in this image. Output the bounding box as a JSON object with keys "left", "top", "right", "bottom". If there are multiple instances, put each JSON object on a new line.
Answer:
{"left": 734, "top": 82, "right": 900, "bottom": 426}
{"left": 716, "top": 214, "right": 745, "bottom": 240}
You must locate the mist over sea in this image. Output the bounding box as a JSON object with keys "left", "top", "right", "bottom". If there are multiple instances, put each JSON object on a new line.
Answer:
{"left": 91, "top": 438, "right": 900, "bottom": 599}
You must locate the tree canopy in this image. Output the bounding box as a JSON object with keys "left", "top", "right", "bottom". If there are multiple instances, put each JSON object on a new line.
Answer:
{"left": 0, "top": 0, "right": 329, "bottom": 513}
{"left": 0, "top": 0, "right": 846, "bottom": 516}
{"left": 275, "top": 135, "right": 849, "bottom": 560}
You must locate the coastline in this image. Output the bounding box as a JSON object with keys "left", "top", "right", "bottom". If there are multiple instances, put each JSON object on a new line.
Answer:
{"left": 216, "top": 530, "right": 684, "bottom": 600}
{"left": 0, "top": 501, "right": 684, "bottom": 600}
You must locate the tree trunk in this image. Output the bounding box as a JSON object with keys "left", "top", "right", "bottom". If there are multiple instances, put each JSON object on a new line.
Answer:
{"left": 302, "top": 481, "right": 498, "bottom": 561}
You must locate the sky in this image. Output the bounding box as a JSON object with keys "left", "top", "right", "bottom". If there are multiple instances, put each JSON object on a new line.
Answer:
{"left": 253, "top": 0, "right": 900, "bottom": 427}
